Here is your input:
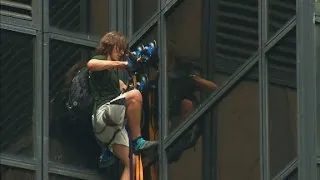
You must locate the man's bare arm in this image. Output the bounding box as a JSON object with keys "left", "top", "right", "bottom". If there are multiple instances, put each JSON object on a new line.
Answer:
{"left": 190, "top": 75, "right": 219, "bottom": 90}
{"left": 87, "top": 59, "right": 128, "bottom": 71}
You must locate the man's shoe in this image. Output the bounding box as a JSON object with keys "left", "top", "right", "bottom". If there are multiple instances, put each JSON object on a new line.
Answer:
{"left": 98, "top": 148, "right": 117, "bottom": 168}
{"left": 134, "top": 141, "right": 158, "bottom": 167}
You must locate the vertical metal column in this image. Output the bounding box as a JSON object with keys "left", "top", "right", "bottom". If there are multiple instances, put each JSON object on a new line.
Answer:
{"left": 297, "top": 0, "right": 317, "bottom": 179}
{"left": 42, "top": 0, "right": 50, "bottom": 179}
{"left": 201, "top": 0, "right": 216, "bottom": 179}
{"left": 259, "top": 0, "right": 269, "bottom": 179}
{"left": 158, "top": 0, "right": 168, "bottom": 179}
{"left": 35, "top": 0, "right": 44, "bottom": 179}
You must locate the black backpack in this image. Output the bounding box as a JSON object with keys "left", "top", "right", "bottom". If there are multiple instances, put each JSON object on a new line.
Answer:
{"left": 66, "top": 67, "right": 94, "bottom": 116}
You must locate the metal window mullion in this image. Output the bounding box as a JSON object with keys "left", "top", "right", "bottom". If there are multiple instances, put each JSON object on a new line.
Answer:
{"left": 35, "top": 30, "right": 43, "bottom": 180}
{"left": 272, "top": 158, "right": 298, "bottom": 180}
{"left": 0, "top": 154, "right": 36, "bottom": 171}
{"left": 201, "top": 0, "right": 216, "bottom": 179}
{"left": 259, "top": 0, "right": 269, "bottom": 179}
{"left": 48, "top": 163, "right": 104, "bottom": 180}
{"left": 42, "top": 0, "right": 50, "bottom": 179}
{"left": 0, "top": 22, "right": 36, "bottom": 35}
{"left": 158, "top": 0, "right": 168, "bottom": 178}
{"left": 297, "top": 0, "right": 317, "bottom": 180}
{"left": 0, "top": 15, "right": 37, "bottom": 30}
{"left": 42, "top": 33, "right": 50, "bottom": 180}
{"left": 35, "top": 0, "right": 44, "bottom": 178}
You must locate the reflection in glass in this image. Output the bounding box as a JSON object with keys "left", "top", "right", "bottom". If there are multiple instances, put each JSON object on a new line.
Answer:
{"left": 133, "top": 0, "right": 158, "bottom": 34}
{"left": 49, "top": 40, "right": 100, "bottom": 169}
{"left": 215, "top": 65, "right": 260, "bottom": 180}
{"left": 0, "top": 165, "right": 34, "bottom": 180}
{"left": 166, "top": 0, "right": 205, "bottom": 134}
{"left": 49, "top": 0, "right": 109, "bottom": 36}
{"left": 268, "top": 0, "right": 296, "bottom": 38}
{"left": 0, "top": 30, "right": 34, "bottom": 157}
{"left": 267, "top": 29, "right": 297, "bottom": 178}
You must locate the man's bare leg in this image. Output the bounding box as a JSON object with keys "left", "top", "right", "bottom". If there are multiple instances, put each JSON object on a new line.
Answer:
{"left": 124, "top": 89, "right": 143, "bottom": 139}
{"left": 113, "top": 144, "right": 132, "bottom": 180}
{"left": 123, "top": 89, "right": 158, "bottom": 166}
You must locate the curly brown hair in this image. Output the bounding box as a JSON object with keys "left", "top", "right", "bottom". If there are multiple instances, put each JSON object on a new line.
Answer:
{"left": 96, "top": 31, "right": 129, "bottom": 57}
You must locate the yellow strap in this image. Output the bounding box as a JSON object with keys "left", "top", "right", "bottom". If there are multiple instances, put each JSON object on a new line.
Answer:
{"left": 135, "top": 155, "right": 144, "bottom": 180}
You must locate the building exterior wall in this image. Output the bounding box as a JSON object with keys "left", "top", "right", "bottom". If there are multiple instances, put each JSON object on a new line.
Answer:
{"left": 0, "top": 0, "right": 317, "bottom": 180}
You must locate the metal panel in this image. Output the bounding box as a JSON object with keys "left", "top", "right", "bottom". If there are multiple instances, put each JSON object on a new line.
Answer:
{"left": 259, "top": 0, "right": 269, "bottom": 179}
{"left": 0, "top": 15, "right": 36, "bottom": 30}
{"left": 0, "top": 154, "right": 36, "bottom": 171}
{"left": 0, "top": 21, "right": 36, "bottom": 35}
{"left": 49, "top": 27, "right": 99, "bottom": 46}
{"left": 49, "top": 163, "right": 105, "bottom": 180}
{"left": 297, "top": 0, "right": 317, "bottom": 180}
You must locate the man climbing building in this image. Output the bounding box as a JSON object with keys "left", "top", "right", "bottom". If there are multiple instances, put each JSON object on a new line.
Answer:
{"left": 87, "top": 31, "right": 158, "bottom": 180}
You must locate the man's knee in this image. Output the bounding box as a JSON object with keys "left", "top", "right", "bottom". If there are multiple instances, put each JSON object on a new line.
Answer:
{"left": 125, "top": 89, "right": 143, "bottom": 104}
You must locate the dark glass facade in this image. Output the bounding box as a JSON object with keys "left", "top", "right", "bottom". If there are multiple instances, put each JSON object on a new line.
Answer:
{"left": 0, "top": 0, "right": 318, "bottom": 179}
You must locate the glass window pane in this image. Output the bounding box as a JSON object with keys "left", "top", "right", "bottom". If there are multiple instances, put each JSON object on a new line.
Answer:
{"left": 167, "top": 141, "right": 202, "bottom": 180}
{"left": 49, "top": 40, "right": 100, "bottom": 169}
{"left": 267, "top": 28, "right": 297, "bottom": 178}
{"left": 0, "top": 29, "right": 34, "bottom": 157}
{"left": 166, "top": 0, "right": 203, "bottom": 135}
{"left": 268, "top": 0, "right": 296, "bottom": 38}
{"left": 215, "top": 65, "right": 260, "bottom": 180}
{"left": 133, "top": 0, "right": 157, "bottom": 34}
{"left": 49, "top": 0, "right": 109, "bottom": 37}
{"left": 0, "top": 165, "right": 35, "bottom": 180}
